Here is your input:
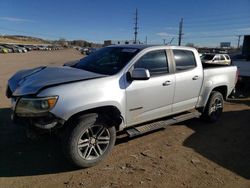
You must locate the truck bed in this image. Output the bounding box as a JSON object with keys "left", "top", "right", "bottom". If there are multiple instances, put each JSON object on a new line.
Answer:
{"left": 196, "top": 64, "right": 237, "bottom": 108}
{"left": 202, "top": 62, "right": 232, "bottom": 69}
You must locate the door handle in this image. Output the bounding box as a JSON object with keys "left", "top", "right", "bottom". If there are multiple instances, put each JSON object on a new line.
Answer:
{"left": 162, "top": 80, "right": 171, "bottom": 86}
{"left": 192, "top": 76, "right": 199, "bottom": 80}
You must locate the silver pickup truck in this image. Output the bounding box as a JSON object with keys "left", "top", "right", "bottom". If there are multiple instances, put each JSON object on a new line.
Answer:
{"left": 6, "top": 45, "right": 238, "bottom": 168}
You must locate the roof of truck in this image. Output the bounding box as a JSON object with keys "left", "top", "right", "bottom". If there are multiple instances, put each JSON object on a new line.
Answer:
{"left": 107, "top": 44, "right": 196, "bottom": 51}
{"left": 107, "top": 44, "right": 155, "bottom": 49}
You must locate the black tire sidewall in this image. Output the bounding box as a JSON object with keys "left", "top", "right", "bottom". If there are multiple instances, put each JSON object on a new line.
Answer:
{"left": 65, "top": 114, "right": 116, "bottom": 168}
{"left": 202, "top": 91, "right": 224, "bottom": 122}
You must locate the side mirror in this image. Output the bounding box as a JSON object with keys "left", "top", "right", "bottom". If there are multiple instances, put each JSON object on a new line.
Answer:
{"left": 131, "top": 68, "right": 150, "bottom": 80}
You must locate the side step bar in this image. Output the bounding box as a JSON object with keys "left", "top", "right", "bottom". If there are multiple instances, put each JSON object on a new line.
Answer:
{"left": 126, "top": 111, "right": 201, "bottom": 137}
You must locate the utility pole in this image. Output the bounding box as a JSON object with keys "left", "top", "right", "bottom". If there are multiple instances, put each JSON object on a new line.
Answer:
{"left": 145, "top": 36, "right": 147, "bottom": 44}
{"left": 237, "top": 35, "right": 242, "bottom": 48}
{"left": 134, "top": 8, "right": 139, "bottom": 44}
{"left": 178, "top": 18, "right": 183, "bottom": 46}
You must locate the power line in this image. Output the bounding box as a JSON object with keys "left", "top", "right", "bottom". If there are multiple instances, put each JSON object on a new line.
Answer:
{"left": 184, "top": 20, "right": 250, "bottom": 27}
{"left": 184, "top": 24, "right": 250, "bottom": 31}
{"left": 182, "top": 12, "right": 250, "bottom": 21}
{"left": 184, "top": 15, "right": 250, "bottom": 23}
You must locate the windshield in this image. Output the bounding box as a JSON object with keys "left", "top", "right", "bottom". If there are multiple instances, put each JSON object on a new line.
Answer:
{"left": 200, "top": 54, "right": 214, "bottom": 61}
{"left": 75, "top": 47, "right": 140, "bottom": 75}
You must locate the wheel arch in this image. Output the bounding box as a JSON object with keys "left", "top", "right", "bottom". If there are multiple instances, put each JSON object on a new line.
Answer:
{"left": 65, "top": 105, "right": 124, "bottom": 131}
{"left": 197, "top": 85, "right": 227, "bottom": 112}
{"left": 211, "top": 85, "right": 228, "bottom": 100}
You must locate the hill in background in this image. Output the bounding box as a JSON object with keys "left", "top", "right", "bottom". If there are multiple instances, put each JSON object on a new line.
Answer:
{"left": 0, "top": 35, "right": 102, "bottom": 47}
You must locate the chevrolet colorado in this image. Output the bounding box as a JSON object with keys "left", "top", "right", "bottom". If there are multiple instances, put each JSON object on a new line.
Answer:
{"left": 6, "top": 45, "right": 238, "bottom": 168}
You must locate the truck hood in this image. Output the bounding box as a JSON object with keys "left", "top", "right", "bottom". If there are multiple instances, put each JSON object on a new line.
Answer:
{"left": 7, "top": 66, "right": 105, "bottom": 97}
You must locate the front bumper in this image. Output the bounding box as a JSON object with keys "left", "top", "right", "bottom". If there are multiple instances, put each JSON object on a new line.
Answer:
{"left": 11, "top": 112, "right": 65, "bottom": 129}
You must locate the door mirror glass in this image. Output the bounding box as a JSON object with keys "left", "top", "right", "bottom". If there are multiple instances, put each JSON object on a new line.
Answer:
{"left": 131, "top": 68, "right": 150, "bottom": 80}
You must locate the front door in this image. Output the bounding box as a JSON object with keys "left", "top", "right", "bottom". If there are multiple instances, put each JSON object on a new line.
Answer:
{"left": 125, "top": 49, "right": 175, "bottom": 126}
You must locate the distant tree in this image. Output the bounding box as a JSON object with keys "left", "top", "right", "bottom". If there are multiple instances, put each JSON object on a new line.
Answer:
{"left": 58, "top": 38, "right": 68, "bottom": 47}
{"left": 186, "top": 43, "right": 195, "bottom": 47}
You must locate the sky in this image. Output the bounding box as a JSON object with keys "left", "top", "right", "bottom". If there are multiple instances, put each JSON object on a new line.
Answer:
{"left": 0, "top": 0, "right": 250, "bottom": 47}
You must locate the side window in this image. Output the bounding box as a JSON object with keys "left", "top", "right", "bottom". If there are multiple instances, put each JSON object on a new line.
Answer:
{"left": 134, "top": 50, "right": 168, "bottom": 76}
{"left": 220, "top": 55, "right": 225, "bottom": 60}
{"left": 173, "top": 50, "right": 196, "bottom": 71}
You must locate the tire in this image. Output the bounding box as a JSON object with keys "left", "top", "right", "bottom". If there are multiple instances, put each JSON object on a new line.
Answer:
{"left": 201, "top": 91, "right": 224, "bottom": 122}
{"left": 64, "top": 113, "right": 116, "bottom": 168}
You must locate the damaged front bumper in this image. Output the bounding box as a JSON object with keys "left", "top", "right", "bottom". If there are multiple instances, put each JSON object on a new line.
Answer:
{"left": 9, "top": 94, "right": 64, "bottom": 130}
{"left": 11, "top": 112, "right": 65, "bottom": 130}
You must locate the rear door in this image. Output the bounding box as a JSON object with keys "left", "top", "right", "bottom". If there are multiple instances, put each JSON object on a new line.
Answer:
{"left": 172, "top": 49, "right": 203, "bottom": 112}
{"left": 125, "top": 49, "right": 175, "bottom": 126}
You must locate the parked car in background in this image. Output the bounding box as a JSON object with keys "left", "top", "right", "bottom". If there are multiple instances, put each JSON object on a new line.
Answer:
{"left": 1, "top": 44, "right": 20, "bottom": 53}
{"left": 0, "top": 45, "right": 9, "bottom": 53}
{"left": 80, "top": 48, "right": 89, "bottom": 54}
{"left": 13, "top": 45, "right": 23, "bottom": 53}
{"left": 86, "top": 48, "right": 97, "bottom": 55}
{"left": 201, "top": 53, "right": 231, "bottom": 65}
{"left": 24, "top": 45, "right": 34, "bottom": 51}
{"left": 16, "top": 45, "right": 28, "bottom": 53}
{"left": 4, "top": 46, "right": 13, "bottom": 53}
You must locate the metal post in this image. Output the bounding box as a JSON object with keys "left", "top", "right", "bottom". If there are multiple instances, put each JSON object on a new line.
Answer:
{"left": 237, "top": 35, "right": 242, "bottom": 48}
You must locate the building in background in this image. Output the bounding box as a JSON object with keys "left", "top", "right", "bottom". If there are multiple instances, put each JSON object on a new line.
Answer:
{"left": 220, "top": 42, "right": 231, "bottom": 48}
{"left": 104, "top": 40, "right": 139, "bottom": 46}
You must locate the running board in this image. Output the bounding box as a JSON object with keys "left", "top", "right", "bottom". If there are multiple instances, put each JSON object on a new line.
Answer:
{"left": 126, "top": 111, "right": 201, "bottom": 137}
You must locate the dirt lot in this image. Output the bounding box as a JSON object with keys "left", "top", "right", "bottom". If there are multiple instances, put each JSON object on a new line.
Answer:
{"left": 0, "top": 49, "right": 250, "bottom": 188}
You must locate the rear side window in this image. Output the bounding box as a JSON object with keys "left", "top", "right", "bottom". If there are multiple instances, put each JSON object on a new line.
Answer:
{"left": 225, "top": 55, "right": 230, "bottom": 60}
{"left": 220, "top": 55, "right": 225, "bottom": 60}
{"left": 173, "top": 50, "right": 196, "bottom": 71}
{"left": 134, "top": 50, "right": 168, "bottom": 76}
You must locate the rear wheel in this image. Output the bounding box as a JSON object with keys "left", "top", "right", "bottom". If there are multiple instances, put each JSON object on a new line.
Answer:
{"left": 64, "top": 114, "right": 116, "bottom": 168}
{"left": 201, "top": 91, "right": 224, "bottom": 122}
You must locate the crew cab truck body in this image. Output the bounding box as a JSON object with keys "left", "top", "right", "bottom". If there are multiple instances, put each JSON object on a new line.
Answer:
{"left": 6, "top": 45, "right": 238, "bottom": 168}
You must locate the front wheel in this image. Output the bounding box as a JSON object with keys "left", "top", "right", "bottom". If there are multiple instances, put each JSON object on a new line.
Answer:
{"left": 201, "top": 91, "right": 224, "bottom": 122}
{"left": 64, "top": 114, "right": 116, "bottom": 168}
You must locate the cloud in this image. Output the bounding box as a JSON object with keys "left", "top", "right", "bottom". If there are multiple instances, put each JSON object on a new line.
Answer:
{"left": 156, "top": 32, "right": 177, "bottom": 38}
{"left": 237, "top": 27, "right": 250, "bottom": 32}
{"left": 156, "top": 32, "right": 168, "bottom": 37}
{"left": 0, "top": 17, "right": 34, "bottom": 23}
{"left": 164, "top": 27, "right": 178, "bottom": 31}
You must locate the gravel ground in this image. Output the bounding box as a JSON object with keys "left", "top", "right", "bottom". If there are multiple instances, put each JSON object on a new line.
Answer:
{"left": 0, "top": 49, "right": 249, "bottom": 188}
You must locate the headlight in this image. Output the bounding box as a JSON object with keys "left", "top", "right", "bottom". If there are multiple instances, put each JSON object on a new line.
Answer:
{"left": 15, "top": 96, "right": 58, "bottom": 117}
